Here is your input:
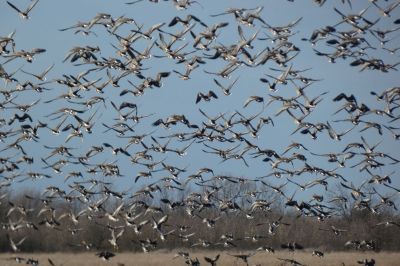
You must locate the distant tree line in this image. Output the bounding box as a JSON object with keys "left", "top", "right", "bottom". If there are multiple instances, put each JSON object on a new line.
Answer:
{"left": 0, "top": 182, "right": 399, "bottom": 253}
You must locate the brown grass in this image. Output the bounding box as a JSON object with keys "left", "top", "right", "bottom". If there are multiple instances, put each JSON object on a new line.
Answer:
{"left": 1, "top": 251, "right": 399, "bottom": 266}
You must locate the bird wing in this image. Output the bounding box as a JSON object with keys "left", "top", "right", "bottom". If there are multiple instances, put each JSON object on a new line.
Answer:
{"left": 112, "top": 202, "right": 124, "bottom": 217}
{"left": 196, "top": 93, "right": 203, "bottom": 104}
{"left": 6, "top": 1, "right": 22, "bottom": 14}
{"left": 158, "top": 214, "right": 168, "bottom": 225}
{"left": 26, "top": 0, "right": 39, "bottom": 14}
{"left": 116, "top": 229, "right": 125, "bottom": 239}
{"left": 168, "top": 16, "right": 180, "bottom": 27}
{"left": 48, "top": 258, "right": 56, "bottom": 266}
{"left": 209, "top": 90, "right": 218, "bottom": 99}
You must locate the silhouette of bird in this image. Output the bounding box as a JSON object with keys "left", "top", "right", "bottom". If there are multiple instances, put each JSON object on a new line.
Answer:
{"left": 6, "top": 0, "right": 39, "bottom": 19}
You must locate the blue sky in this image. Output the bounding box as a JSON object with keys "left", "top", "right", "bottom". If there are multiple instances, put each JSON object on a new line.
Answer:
{"left": 1, "top": 0, "right": 399, "bottom": 206}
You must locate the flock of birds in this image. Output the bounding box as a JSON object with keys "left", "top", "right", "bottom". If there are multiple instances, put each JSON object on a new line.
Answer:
{"left": 1, "top": 0, "right": 400, "bottom": 265}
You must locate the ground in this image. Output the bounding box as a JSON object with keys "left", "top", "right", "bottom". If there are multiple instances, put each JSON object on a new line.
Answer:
{"left": 1, "top": 250, "right": 399, "bottom": 266}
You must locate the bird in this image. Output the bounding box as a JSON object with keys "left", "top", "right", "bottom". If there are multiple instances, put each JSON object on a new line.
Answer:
{"left": 108, "top": 228, "right": 125, "bottom": 250}
{"left": 21, "top": 64, "right": 54, "bottom": 81}
{"left": 256, "top": 246, "right": 275, "bottom": 253}
{"left": 277, "top": 257, "right": 305, "bottom": 266}
{"left": 168, "top": 15, "right": 207, "bottom": 28}
{"left": 312, "top": 250, "right": 324, "bottom": 258}
{"left": 47, "top": 258, "right": 66, "bottom": 266}
{"left": 131, "top": 22, "right": 166, "bottom": 39}
{"left": 227, "top": 253, "right": 255, "bottom": 265}
{"left": 196, "top": 90, "right": 218, "bottom": 104}
{"left": 7, "top": 235, "right": 27, "bottom": 252}
{"left": 243, "top": 96, "right": 264, "bottom": 108}
{"left": 357, "top": 258, "right": 376, "bottom": 266}
{"left": 204, "top": 254, "right": 220, "bottom": 266}
{"left": 203, "top": 61, "right": 240, "bottom": 78}
{"left": 319, "top": 225, "right": 347, "bottom": 236}
{"left": 213, "top": 77, "right": 239, "bottom": 96}
{"left": 6, "top": 0, "right": 39, "bottom": 19}
{"left": 96, "top": 251, "right": 115, "bottom": 261}
{"left": 8, "top": 113, "right": 33, "bottom": 125}
{"left": 333, "top": 93, "right": 358, "bottom": 104}
{"left": 281, "top": 242, "right": 304, "bottom": 251}
{"left": 374, "top": 221, "right": 400, "bottom": 227}
{"left": 173, "top": 251, "right": 190, "bottom": 260}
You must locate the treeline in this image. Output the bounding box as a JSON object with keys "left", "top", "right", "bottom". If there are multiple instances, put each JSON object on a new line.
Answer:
{"left": 0, "top": 184, "right": 399, "bottom": 253}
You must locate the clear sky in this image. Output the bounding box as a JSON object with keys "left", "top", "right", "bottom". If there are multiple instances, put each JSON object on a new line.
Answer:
{"left": 1, "top": 0, "right": 399, "bottom": 206}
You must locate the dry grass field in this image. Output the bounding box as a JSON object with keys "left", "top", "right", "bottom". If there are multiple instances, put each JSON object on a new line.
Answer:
{"left": 1, "top": 251, "right": 399, "bottom": 266}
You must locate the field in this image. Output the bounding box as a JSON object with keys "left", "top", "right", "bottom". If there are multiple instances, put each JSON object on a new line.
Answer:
{"left": 1, "top": 251, "right": 399, "bottom": 266}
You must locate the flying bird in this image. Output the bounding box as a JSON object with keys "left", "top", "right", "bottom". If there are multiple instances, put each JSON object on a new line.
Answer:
{"left": 6, "top": 0, "right": 39, "bottom": 19}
